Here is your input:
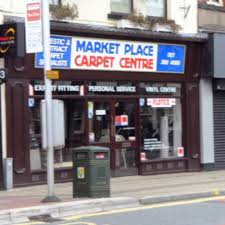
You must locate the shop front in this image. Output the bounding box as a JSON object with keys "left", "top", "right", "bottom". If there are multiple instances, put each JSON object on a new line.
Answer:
{"left": 4, "top": 22, "right": 206, "bottom": 186}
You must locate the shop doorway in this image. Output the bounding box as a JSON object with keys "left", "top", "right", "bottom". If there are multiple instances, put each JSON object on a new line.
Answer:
{"left": 88, "top": 99, "right": 138, "bottom": 176}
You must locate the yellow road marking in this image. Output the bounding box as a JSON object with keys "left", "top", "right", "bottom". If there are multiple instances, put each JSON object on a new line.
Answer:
{"left": 212, "top": 189, "right": 221, "bottom": 196}
{"left": 61, "top": 222, "right": 96, "bottom": 225}
{"left": 15, "top": 195, "right": 225, "bottom": 225}
{"left": 64, "top": 195, "right": 225, "bottom": 221}
{"left": 15, "top": 222, "right": 45, "bottom": 225}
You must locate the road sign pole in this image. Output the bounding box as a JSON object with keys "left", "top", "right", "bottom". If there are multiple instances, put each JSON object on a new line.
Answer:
{"left": 41, "top": 0, "right": 60, "bottom": 203}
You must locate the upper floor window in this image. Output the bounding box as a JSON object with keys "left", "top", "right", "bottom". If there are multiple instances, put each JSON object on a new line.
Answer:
{"left": 206, "top": 0, "right": 223, "bottom": 6}
{"left": 49, "top": 0, "right": 61, "bottom": 5}
{"left": 145, "top": 0, "right": 166, "bottom": 17}
{"left": 110, "top": 0, "right": 132, "bottom": 14}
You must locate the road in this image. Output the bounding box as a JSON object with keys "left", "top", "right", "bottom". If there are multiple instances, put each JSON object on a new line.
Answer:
{"left": 17, "top": 196, "right": 225, "bottom": 225}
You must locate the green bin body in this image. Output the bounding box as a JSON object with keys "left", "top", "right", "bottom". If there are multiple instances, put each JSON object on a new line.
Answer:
{"left": 72, "top": 146, "right": 110, "bottom": 198}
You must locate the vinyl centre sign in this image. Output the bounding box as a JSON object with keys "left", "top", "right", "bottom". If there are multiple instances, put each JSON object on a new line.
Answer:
{"left": 35, "top": 35, "right": 186, "bottom": 73}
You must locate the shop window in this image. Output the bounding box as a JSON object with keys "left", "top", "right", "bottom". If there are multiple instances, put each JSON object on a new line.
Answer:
{"left": 29, "top": 100, "right": 42, "bottom": 171}
{"left": 145, "top": 0, "right": 166, "bottom": 17}
{"left": 68, "top": 101, "right": 85, "bottom": 137}
{"left": 140, "top": 98, "right": 182, "bottom": 160}
{"left": 115, "top": 148, "right": 136, "bottom": 169}
{"left": 88, "top": 102, "right": 111, "bottom": 143}
{"left": 115, "top": 101, "right": 136, "bottom": 142}
{"left": 110, "top": 0, "right": 132, "bottom": 14}
{"left": 29, "top": 99, "right": 85, "bottom": 171}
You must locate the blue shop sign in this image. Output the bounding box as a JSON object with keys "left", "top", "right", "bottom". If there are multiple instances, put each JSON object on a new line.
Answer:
{"left": 35, "top": 35, "right": 72, "bottom": 69}
{"left": 157, "top": 44, "right": 185, "bottom": 73}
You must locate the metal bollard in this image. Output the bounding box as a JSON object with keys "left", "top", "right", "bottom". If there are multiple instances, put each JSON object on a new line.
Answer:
{"left": 3, "top": 158, "right": 13, "bottom": 190}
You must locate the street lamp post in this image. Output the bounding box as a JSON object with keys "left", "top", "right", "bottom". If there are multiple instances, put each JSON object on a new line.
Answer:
{"left": 41, "top": 0, "right": 60, "bottom": 203}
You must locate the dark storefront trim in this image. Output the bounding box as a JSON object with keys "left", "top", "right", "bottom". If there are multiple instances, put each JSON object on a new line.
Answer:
{"left": 4, "top": 23, "right": 206, "bottom": 187}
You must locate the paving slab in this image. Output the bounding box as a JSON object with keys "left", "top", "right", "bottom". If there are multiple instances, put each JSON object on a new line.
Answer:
{"left": 1, "top": 170, "right": 225, "bottom": 224}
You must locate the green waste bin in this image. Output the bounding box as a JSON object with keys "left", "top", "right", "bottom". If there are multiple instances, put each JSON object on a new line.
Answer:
{"left": 72, "top": 146, "right": 110, "bottom": 198}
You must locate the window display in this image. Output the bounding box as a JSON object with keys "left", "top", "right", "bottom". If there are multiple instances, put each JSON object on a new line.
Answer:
{"left": 88, "top": 102, "right": 111, "bottom": 143}
{"left": 115, "top": 101, "right": 136, "bottom": 142}
{"left": 29, "top": 99, "right": 85, "bottom": 171}
{"left": 140, "top": 84, "right": 182, "bottom": 161}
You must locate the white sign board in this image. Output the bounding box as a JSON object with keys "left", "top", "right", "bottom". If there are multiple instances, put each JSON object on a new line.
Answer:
{"left": 147, "top": 98, "right": 176, "bottom": 108}
{"left": 95, "top": 110, "right": 106, "bottom": 116}
{"left": 41, "top": 99, "right": 65, "bottom": 149}
{"left": 25, "top": 0, "right": 43, "bottom": 53}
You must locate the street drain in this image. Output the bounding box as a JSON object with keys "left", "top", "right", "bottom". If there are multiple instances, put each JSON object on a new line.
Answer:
{"left": 28, "top": 214, "right": 64, "bottom": 223}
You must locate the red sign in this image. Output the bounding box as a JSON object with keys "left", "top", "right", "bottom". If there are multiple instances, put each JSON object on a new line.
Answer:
{"left": 27, "top": 3, "right": 41, "bottom": 22}
{"left": 177, "top": 147, "right": 184, "bottom": 157}
{"left": 115, "top": 115, "right": 128, "bottom": 126}
{"left": 95, "top": 153, "right": 105, "bottom": 159}
{"left": 140, "top": 152, "right": 147, "bottom": 161}
{"left": 147, "top": 98, "right": 176, "bottom": 108}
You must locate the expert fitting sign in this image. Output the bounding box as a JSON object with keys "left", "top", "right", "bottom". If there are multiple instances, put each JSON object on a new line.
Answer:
{"left": 35, "top": 35, "right": 185, "bottom": 73}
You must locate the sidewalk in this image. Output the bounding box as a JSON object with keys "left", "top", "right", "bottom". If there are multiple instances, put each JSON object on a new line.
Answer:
{"left": 1, "top": 170, "right": 225, "bottom": 224}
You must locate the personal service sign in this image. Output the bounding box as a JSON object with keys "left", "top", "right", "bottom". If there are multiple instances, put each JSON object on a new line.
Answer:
{"left": 35, "top": 35, "right": 185, "bottom": 73}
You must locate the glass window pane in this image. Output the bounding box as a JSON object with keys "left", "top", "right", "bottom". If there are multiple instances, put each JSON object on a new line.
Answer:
{"left": 88, "top": 102, "right": 111, "bottom": 143}
{"left": 49, "top": 0, "right": 59, "bottom": 5}
{"left": 145, "top": 0, "right": 165, "bottom": 17}
{"left": 115, "top": 148, "right": 136, "bottom": 168}
{"left": 140, "top": 98, "right": 182, "bottom": 160}
{"left": 29, "top": 99, "right": 86, "bottom": 171}
{"left": 29, "top": 100, "right": 42, "bottom": 171}
{"left": 111, "top": 0, "right": 131, "bottom": 14}
{"left": 115, "top": 102, "right": 136, "bottom": 142}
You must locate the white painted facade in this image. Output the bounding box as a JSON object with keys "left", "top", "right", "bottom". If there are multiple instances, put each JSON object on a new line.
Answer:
{"left": 167, "top": 0, "right": 197, "bottom": 33}
{"left": 0, "top": 0, "right": 25, "bottom": 23}
{"left": 0, "top": 0, "right": 26, "bottom": 162}
{"left": 64, "top": 0, "right": 198, "bottom": 33}
{"left": 0, "top": 0, "right": 198, "bottom": 33}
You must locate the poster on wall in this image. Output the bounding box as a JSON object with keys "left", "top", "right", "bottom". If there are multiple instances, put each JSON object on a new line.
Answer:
{"left": 35, "top": 35, "right": 186, "bottom": 73}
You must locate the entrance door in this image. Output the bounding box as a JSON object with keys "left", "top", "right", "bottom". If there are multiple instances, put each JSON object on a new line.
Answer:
{"left": 88, "top": 99, "right": 138, "bottom": 176}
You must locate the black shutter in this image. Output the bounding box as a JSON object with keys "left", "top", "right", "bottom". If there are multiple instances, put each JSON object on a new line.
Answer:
{"left": 214, "top": 92, "right": 225, "bottom": 168}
